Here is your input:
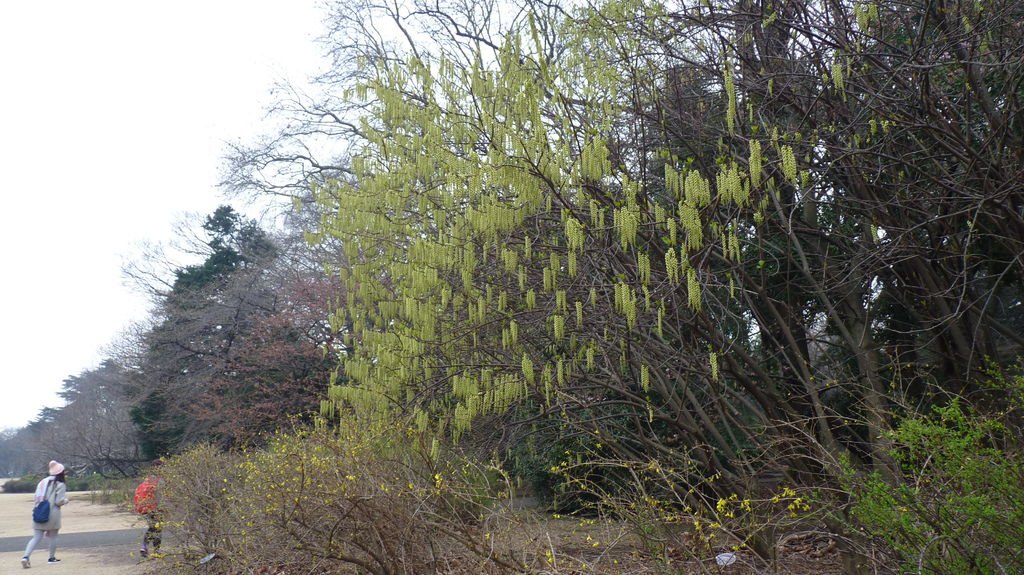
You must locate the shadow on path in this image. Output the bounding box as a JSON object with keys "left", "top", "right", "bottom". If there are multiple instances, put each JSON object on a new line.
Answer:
{"left": 0, "top": 529, "right": 139, "bottom": 553}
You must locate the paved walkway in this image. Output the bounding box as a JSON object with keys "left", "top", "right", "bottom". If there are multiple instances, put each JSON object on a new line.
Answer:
{"left": 0, "top": 491, "right": 146, "bottom": 574}
{"left": 0, "top": 528, "right": 139, "bottom": 553}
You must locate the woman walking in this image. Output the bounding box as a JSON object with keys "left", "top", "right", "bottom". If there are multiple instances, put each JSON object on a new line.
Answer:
{"left": 21, "top": 460, "right": 69, "bottom": 569}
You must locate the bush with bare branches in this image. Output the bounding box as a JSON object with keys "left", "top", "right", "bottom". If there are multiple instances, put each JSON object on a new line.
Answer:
{"left": 152, "top": 423, "right": 546, "bottom": 575}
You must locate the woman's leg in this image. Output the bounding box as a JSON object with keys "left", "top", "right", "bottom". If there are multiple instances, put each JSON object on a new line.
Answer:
{"left": 23, "top": 528, "right": 43, "bottom": 557}
{"left": 47, "top": 530, "right": 59, "bottom": 559}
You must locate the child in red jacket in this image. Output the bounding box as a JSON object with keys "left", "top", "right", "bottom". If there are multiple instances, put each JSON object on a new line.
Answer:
{"left": 133, "top": 473, "right": 162, "bottom": 557}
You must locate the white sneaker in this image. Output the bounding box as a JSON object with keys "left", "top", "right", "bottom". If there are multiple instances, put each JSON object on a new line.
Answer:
{"left": 21, "top": 556, "right": 30, "bottom": 569}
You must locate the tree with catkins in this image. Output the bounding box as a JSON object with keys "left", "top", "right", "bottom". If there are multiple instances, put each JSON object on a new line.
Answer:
{"left": 228, "top": 0, "right": 1024, "bottom": 571}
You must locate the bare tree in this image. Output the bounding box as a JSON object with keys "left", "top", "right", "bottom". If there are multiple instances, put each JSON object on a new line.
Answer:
{"left": 29, "top": 361, "right": 142, "bottom": 477}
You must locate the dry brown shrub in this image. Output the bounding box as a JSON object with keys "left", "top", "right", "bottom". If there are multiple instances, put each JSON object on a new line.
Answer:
{"left": 152, "top": 423, "right": 544, "bottom": 574}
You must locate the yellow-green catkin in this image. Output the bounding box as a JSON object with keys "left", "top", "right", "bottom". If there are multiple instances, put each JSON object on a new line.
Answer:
{"left": 687, "top": 268, "right": 701, "bottom": 311}
{"left": 749, "top": 140, "right": 762, "bottom": 190}
{"left": 522, "top": 354, "right": 535, "bottom": 384}
{"left": 666, "top": 247, "right": 680, "bottom": 283}
{"left": 781, "top": 145, "right": 798, "bottom": 185}
{"left": 553, "top": 314, "right": 565, "bottom": 340}
{"left": 724, "top": 58, "right": 736, "bottom": 134}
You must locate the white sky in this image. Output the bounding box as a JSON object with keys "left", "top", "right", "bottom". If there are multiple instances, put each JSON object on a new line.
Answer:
{"left": 0, "top": 1, "right": 327, "bottom": 429}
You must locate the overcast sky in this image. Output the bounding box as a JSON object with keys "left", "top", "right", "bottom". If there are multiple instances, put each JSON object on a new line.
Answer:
{"left": 0, "top": 1, "right": 327, "bottom": 429}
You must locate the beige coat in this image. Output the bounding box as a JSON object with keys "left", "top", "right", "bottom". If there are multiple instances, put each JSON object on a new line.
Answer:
{"left": 31, "top": 478, "right": 68, "bottom": 531}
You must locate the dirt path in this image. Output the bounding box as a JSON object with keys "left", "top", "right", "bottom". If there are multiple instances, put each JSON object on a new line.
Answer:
{"left": 0, "top": 491, "right": 147, "bottom": 574}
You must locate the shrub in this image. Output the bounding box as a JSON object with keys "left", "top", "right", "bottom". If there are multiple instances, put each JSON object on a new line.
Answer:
{"left": 847, "top": 399, "right": 1024, "bottom": 574}
{"left": 154, "top": 421, "right": 534, "bottom": 574}
{"left": 2, "top": 475, "right": 41, "bottom": 493}
{"left": 548, "top": 446, "right": 818, "bottom": 573}
{"left": 156, "top": 443, "right": 244, "bottom": 560}
{"left": 1, "top": 473, "right": 125, "bottom": 494}
{"left": 65, "top": 473, "right": 114, "bottom": 492}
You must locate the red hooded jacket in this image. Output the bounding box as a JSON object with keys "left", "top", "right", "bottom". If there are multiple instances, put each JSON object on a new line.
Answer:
{"left": 133, "top": 476, "right": 159, "bottom": 514}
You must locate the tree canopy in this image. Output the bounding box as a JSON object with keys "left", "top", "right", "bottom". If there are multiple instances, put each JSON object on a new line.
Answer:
{"left": 294, "top": 0, "right": 1024, "bottom": 509}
